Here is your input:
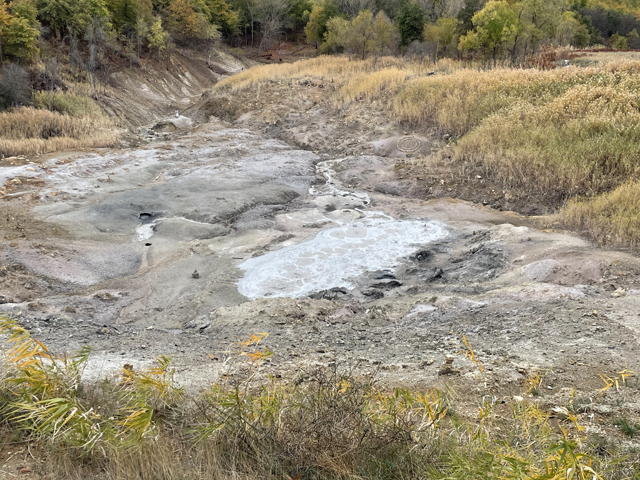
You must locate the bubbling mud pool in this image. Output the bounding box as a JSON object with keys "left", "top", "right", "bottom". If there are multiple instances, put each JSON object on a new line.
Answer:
{"left": 237, "top": 216, "right": 448, "bottom": 299}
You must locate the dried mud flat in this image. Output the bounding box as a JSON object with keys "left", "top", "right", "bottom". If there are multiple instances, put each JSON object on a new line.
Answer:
{"left": 2, "top": 101, "right": 640, "bottom": 437}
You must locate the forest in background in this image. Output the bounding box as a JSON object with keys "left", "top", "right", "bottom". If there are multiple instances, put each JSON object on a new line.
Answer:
{"left": 2, "top": 0, "right": 640, "bottom": 112}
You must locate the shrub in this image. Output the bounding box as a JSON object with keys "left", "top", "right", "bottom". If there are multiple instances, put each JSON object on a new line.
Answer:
{"left": 0, "top": 63, "right": 31, "bottom": 110}
{"left": 31, "top": 91, "right": 104, "bottom": 117}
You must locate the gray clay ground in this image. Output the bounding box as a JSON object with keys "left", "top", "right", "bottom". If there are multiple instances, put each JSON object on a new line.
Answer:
{"left": 1, "top": 91, "right": 640, "bottom": 414}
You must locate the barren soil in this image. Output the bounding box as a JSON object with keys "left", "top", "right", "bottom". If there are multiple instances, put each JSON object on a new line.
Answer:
{"left": 2, "top": 59, "right": 640, "bottom": 455}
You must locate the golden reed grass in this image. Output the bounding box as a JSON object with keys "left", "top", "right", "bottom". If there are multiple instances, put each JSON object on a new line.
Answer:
{"left": 0, "top": 107, "right": 116, "bottom": 156}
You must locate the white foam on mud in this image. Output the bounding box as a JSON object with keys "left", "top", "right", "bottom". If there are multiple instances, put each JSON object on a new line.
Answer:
{"left": 237, "top": 218, "right": 447, "bottom": 299}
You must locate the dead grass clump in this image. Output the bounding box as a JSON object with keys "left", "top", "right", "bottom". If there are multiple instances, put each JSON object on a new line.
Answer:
{"left": 558, "top": 181, "right": 640, "bottom": 248}
{"left": 337, "top": 68, "right": 408, "bottom": 106}
{"left": 391, "top": 62, "right": 640, "bottom": 202}
{"left": 393, "top": 66, "right": 598, "bottom": 135}
{"left": 452, "top": 78, "right": 640, "bottom": 201}
{"left": 214, "top": 56, "right": 421, "bottom": 94}
{"left": 0, "top": 107, "right": 116, "bottom": 156}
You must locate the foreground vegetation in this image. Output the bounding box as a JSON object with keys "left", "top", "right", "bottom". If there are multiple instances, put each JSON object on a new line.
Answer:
{"left": 214, "top": 54, "right": 640, "bottom": 248}
{"left": 0, "top": 316, "right": 638, "bottom": 479}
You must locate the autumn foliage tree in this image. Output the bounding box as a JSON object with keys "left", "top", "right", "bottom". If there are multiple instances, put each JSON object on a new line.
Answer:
{"left": 323, "top": 9, "right": 397, "bottom": 58}
{"left": 1, "top": 2, "right": 40, "bottom": 62}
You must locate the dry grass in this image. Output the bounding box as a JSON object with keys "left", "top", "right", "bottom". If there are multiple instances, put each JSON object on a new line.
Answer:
{"left": 0, "top": 107, "right": 117, "bottom": 157}
{"left": 1, "top": 317, "right": 638, "bottom": 480}
{"left": 213, "top": 55, "right": 463, "bottom": 94}
{"left": 559, "top": 181, "right": 640, "bottom": 248}
{"left": 337, "top": 68, "right": 408, "bottom": 106}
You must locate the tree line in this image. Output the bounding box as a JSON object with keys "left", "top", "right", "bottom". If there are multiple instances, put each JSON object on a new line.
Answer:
{"left": 0, "top": 0, "right": 639, "bottom": 69}
{"left": 305, "top": 0, "right": 640, "bottom": 63}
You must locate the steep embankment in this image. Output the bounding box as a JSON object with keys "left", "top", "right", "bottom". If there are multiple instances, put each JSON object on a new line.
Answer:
{"left": 100, "top": 50, "right": 252, "bottom": 128}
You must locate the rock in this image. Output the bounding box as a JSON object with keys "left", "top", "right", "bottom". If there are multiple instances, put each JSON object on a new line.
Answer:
{"left": 592, "top": 404, "right": 614, "bottom": 415}
{"left": 19, "top": 467, "right": 30, "bottom": 474}
{"left": 309, "top": 287, "right": 349, "bottom": 300}
{"left": 152, "top": 116, "right": 193, "bottom": 132}
{"left": 185, "top": 319, "right": 210, "bottom": 331}
{"left": 611, "top": 287, "right": 626, "bottom": 298}
{"left": 426, "top": 268, "right": 444, "bottom": 281}
{"left": 374, "top": 273, "right": 396, "bottom": 280}
{"left": 0, "top": 295, "right": 6, "bottom": 304}
{"left": 192, "top": 269, "right": 200, "bottom": 279}
{"left": 64, "top": 305, "right": 77, "bottom": 313}
{"left": 371, "top": 280, "right": 402, "bottom": 290}
{"left": 551, "top": 406, "right": 569, "bottom": 418}
{"left": 438, "top": 356, "right": 459, "bottom": 376}
{"left": 362, "top": 289, "right": 384, "bottom": 299}
{"left": 419, "top": 358, "right": 435, "bottom": 368}
{"left": 95, "top": 292, "right": 117, "bottom": 301}
{"left": 414, "top": 250, "right": 432, "bottom": 261}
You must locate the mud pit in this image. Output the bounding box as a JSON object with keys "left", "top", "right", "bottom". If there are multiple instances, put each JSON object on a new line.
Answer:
{"left": 2, "top": 119, "right": 640, "bottom": 403}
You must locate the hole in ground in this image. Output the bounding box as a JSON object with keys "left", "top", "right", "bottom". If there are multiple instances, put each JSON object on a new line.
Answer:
{"left": 145, "top": 243, "right": 152, "bottom": 246}
{"left": 139, "top": 213, "right": 153, "bottom": 220}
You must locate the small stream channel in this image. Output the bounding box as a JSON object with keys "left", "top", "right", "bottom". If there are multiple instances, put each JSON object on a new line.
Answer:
{"left": 236, "top": 157, "right": 448, "bottom": 299}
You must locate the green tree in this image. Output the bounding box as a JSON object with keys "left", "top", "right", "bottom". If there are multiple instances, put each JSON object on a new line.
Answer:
{"left": 323, "top": 8, "right": 397, "bottom": 58}
{"left": 2, "top": 2, "right": 40, "bottom": 61}
{"left": 167, "top": 0, "right": 219, "bottom": 42}
{"left": 4, "top": 17, "right": 40, "bottom": 60}
{"left": 611, "top": 32, "right": 627, "bottom": 49}
{"left": 11, "top": 2, "right": 39, "bottom": 24}
{"left": 36, "top": 0, "right": 73, "bottom": 37}
{"left": 423, "top": 16, "right": 457, "bottom": 56}
{"left": 146, "top": 15, "right": 169, "bottom": 56}
{"left": 283, "top": 0, "right": 311, "bottom": 40}
{"left": 107, "top": 0, "right": 152, "bottom": 32}
{"left": 555, "top": 10, "right": 579, "bottom": 46}
{"left": 458, "top": 0, "right": 516, "bottom": 64}
{"left": 516, "top": 0, "right": 561, "bottom": 54}
{"left": 456, "top": 0, "right": 480, "bottom": 34}
{"left": 345, "top": 8, "right": 376, "bottom": 58}
{"left": 626, "top": 27, "right": 639, "bottom": 48}
{"left": 321, "top": 14, "right": 347, "bottom": 51}
{"left": 396, "top": 1, "right": 425, "bottom": 46}
{"left": 370, "top": 9, "right": 397, "bottom": 54}
{"left": 572, "top": 23, "right": 590, "bottom": 47}
{"left": 304, "top": 0, "right": 340, "bottom": 46}
{"left": 205, "top": 0, "right": 240, "bottom": 37}
{"left": 37, "top": 0, "right": 109, "bottom": 37}
{"left": 457, "top": 27, "right": 478, "bottom": 50}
